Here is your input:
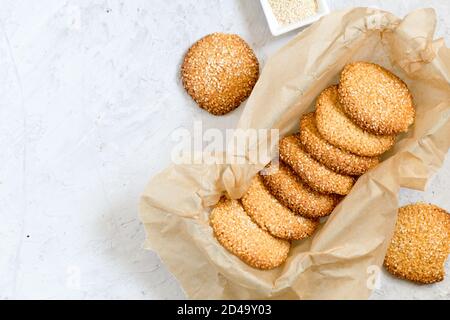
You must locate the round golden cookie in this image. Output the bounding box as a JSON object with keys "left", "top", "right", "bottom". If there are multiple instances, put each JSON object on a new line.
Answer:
{"left": 261, "top": 161, "right": 340, "bottom": 219}
{"left": 210, "top": 197, "right": 290, "bottom": 270}
{"left": 299, "top": 112, "right": 379, "bottom": 176}
{"left": 384, "top": 203, "right": 450, "bottom": 284}
{"left": 241, "top": 175, "right": 318, "bottom": 240}
{"left": 279, "top": 135, "right": 355, "bottom": 195}
{"left": 338, "top": 61, "right": 415, "bottom": 135}
{"left": 181, "top": 33, "right": 259, "bottom": 115}
{"left": 316, "top": 85, "right": 395, "bottom": 157}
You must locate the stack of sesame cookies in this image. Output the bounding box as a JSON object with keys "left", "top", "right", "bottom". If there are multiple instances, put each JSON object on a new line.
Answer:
{"left": 210, "top": 61, "right": 415, "bottom": 270}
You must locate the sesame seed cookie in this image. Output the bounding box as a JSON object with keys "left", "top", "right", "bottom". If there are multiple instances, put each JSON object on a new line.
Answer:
{"left": 299, "top": 112, "right": 379, "bottom": 176}
{"left": 316, "top": 85, "right": 395, "bottom": 157}
{"left": 241, "top": 175, "right": 318, "bottom": 240}
{"left": 279, "top": 135, "right": 355, "bottom": 195}
{"left": 338, "top": 62, "right": 415, "bottom": 135}
{"left": 181, "top": 33, "right": 259, "bottom": 116}
{"left": 261, "top": 161, "right": 340, "bottom": 219}
{"left": 210, "top": 197, "right": 290, "bottom": 270}
{"left": 384, "top": 203, "right": 450, "bottom": 284}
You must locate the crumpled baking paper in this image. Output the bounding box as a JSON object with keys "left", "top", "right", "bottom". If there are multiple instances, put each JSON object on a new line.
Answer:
{"left": 139, "top": 7, "right": 450, "bottom": 299}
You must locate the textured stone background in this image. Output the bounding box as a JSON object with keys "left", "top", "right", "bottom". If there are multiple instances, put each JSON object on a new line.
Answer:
{"left": 0, "top": 0, "right": 448, "bottom": 299}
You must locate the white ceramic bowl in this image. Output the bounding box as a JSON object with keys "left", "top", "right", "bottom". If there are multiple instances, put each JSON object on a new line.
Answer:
{"left": 260, "top": 0, "right": 330, "bottom": 36}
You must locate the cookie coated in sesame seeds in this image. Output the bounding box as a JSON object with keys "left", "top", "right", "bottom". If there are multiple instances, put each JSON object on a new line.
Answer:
{"left": 316, "top": 85, "right": 395, "bottom": 157}
{"left": 181, "top": 33, "right": 259, "bottom": 115}
{"left": 384, "top": 203, "right": 450, "bottom": 284}
{"left": 338, "top": 62, "right": 415, "bottom": 135}
{"left": 299, "top": 112, "right": 379, "bottom": 176}
{"left": 210, "top": 197, "right": 290, "bottom": 270}
{"left": 242, "top": 175, "right": 318, "bottom": 240}
{"left": 261, "top": 161, "right": 340, "bottom": 219}
{"left": 279, "top": 135, "right": 355, "bottom": 195}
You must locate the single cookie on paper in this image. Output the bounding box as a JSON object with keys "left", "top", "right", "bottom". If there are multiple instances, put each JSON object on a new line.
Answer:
{"left": 299, "top": 112, "right": 379, "bottom": 176}
{"left": 210, "top": 198, "right": 290, "bottom": 270}
{"left": 384, "top": 203, "right": 450, "bottom": 284}
{"left": 261, "top": 161, "right": 340, "bottom": 219}
{"left": 181, "top": 33, "right": 259, "bottom": 115}
{"left": 338, "top": 61, "right": 415, "bottom": 135}
{"left": 316, "top": 85, "right": 395, "bottom": 157}
{"left": 241, "top": 175, "right": 318, "bottom": 240}
{"left": 279, "top": 135, "right": 355, "bottom": 195}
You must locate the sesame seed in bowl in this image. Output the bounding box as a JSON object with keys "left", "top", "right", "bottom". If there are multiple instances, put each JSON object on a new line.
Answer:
{"left": 260, "top": 0, "right": 330, "bottom": 36}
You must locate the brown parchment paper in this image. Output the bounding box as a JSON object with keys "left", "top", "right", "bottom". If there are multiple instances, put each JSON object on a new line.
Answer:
{"left": 139, "top": 8, "right": 450, "bottom": 299}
